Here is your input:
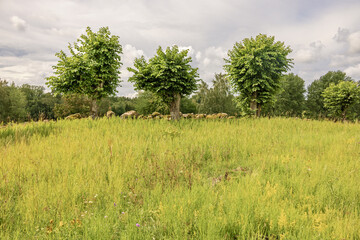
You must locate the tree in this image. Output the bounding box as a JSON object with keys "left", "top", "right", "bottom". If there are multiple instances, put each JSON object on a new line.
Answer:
{"left": 306, "top": 71, "right": 352, "bottom": 118}
{"left": 128, "top": 45, "right": 199, "bottom": 120}
{"left": 192, "top": 80, "right": 210, "bottom": 113}
{"left": 322, "top": 81, "right": 360, "bottom": 121}
{"left": 0, "top": 79, "right": 10, "bottom": 122}
{"left": 192, "top": 73, "right": 237, "bottom": 114}
{"left": 180, "top": 97, "right": 197, "bottom": 114}
{"left": 269, "top": 73, "right": 306, "bottom": 117}
{"left": 53, "top": 94, "right": 92, "bottom": 119}
{"left": 224, "top": 34, "right": 293, "bottom": 117}
{"left": 8, "top": 83, "right": 27, "bottom": 122}
{"left": 46, "top": 26, "right": 122, "bottom": 117}
{"left": 134, "top": 91, "right": 168, "bottom": 115}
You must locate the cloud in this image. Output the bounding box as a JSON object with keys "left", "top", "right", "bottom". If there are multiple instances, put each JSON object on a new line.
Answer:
{"left": 333, "top": 27, "right": 350, "bottom": 42}
{"left": 344, "top": 64, "right": 360, "bottom": 79}
{"left": 10, "top": 16, "right": 27, "bottom": 31}
{"left": 330, "top": 55, "right": 360, "bottom": 68}
{"left": 293, "top": 41, "right": 324, "bottom": 63}
{"left": 348, "top": 31, "right": 360, "bottom": 53}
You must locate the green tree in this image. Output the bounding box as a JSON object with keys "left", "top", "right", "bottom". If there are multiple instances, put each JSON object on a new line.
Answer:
{"left": 306, "top": 71, "right": 352, "bottom": 118}
{"left": 53, "top": 94, "right": 92, "bottom": 119}
{"left": 8, "top": 83, "right": 27, "bottom": 122}
{"left": 224, "top": 34, "right": 293, "bottom": 117}
{"left": 322, "top": 81, "right": 360, "bottom": 121}
{"left": 134, "top": 91, "right": 168, "bottom": 115}
{"left": 192, "top": 73, "right": 237, "bottom": 114}
{"left": 46, "top": 26, "right": 122, "bottom": 117}
{"left": 0, "top": 79, "right": 10, "bottom": 122}
{"left": 128, "top": 45, "right": 199, "bottom": 120}
{"left": 19, "top": 84, "right": 60, "bottom": 120}
{"left": 192, "top": 80, "right": 209, "bottom": 114}
{"left": 180, "top": 97, "right": 197, "bottom": 114}
{"left": 269, "top": 73, "right": 306, "bottom": 117}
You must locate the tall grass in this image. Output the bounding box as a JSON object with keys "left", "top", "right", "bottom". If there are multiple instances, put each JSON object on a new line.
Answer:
{"left": 1, "top": 117, "right": 359, "bottom": 239}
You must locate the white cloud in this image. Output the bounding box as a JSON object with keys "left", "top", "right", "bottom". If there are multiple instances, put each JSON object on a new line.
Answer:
{"left": 10, "top": 16, "right": 27, "bottom": 31}
{"left": 348, "top": 31, "right": 360, "bottom": 53}
{"left": 294, "top": 41, "right": 324, "bottom": 63}
{"left": 344, "top": 64, "right": 360, "bottom": 79}
{"left": 333, "top": 27, "right": 350, "bottom": 42}
{"left": 330, "top": 55, "right": 360, "bottom": 68}
{"left": 195, "top": 52, "right": 202, "bottom": 62}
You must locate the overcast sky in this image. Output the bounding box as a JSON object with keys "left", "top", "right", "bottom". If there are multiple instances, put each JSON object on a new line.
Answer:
{"left": 1, "top": 0, "right": 360, "bottom": 97}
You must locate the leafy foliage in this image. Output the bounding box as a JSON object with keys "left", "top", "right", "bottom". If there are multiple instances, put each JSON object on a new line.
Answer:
{"left": 264, "top": 74, "right": 306, "bottom": 117}
{"left": 224, "top": 34, "right": 293, "bottom": 116}
{"left": 193, "top": 73, "right": 237, "bottom": 114}
{"left": 128, "top": 45, "right": 199, "bottom": 119}
{"left": 306, "top": 71, "right": 352, "bottom": 118}
{"left": 135, "top": 91, "right": 168, "bottom": 115}
{"left": 46, "top": 27, "right": 122, "bottom": 116}
{"left": 322, "top": 81, "right": 360, "bottom": 121}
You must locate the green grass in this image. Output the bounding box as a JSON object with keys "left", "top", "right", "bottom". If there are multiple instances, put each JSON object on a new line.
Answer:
{"left": 1, "top": 117, "right": 360, "bottom": 239}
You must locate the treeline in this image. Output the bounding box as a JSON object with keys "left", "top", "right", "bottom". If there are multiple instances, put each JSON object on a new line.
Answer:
{"left": 1, "top": 70, "right": 359, "bottom": 123}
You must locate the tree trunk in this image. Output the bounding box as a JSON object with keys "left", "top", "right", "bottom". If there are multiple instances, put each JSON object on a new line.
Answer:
{"left": 342, "top": 108, "right": 347, "bottom": 122}
{"left": 91, "top": 98, "right": 99, "bottom": 119}
{"left": 256, "top": 104, "right": 262, "bottom": 117}
{"left": 170, "top": 93, "right": 181, "bottom": 120}
{"left": 250, "top": 92, "right": 261, "bottom": 117}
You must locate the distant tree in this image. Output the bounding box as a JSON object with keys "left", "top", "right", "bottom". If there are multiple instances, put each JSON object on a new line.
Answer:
{"left": 306, "top": 71, "right": 352, "bottom": 118}
{"left": 0, "top": 79, "right": 10, "bottom": 122}
{"left": 53, "top": 94, "right": 92, "bottom": 119}
{"left": 180, "top": 97, "right": 197, "bottom": 114}
{"left": 134, "top": 91, "right": 168, "bottom": 115}
{"left": 322, "top": 81, "right": 360, "bottom": 121}
{"left": 192, "top": 80, "right": 209, "bottom": 114}
{"left": 224, "top": 34, "right": 293, "bottom": 117}
{"left": 192, "top": 73, "right": 237, "bottom": 114}
{"left": 97, "top": 96, "right": 136, "bottom": 116}
{"left": 19, "top": 84, "right": 60, "bottom": 120}
{"left": 128, "top": 45, "right": 199, "bottom": 120}
{"left": 268, "top": 73, "right": 306, "bottom": 117}
{"left": 8, "top": 83, "right": 27, "bottom": 122}
{"left": 46, "top": 26, "right": 122, "bottom": 117}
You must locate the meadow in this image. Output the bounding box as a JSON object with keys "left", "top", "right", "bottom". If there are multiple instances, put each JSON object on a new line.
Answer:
{"left": 0, "top": 117, "right": 359, "bottom": 239}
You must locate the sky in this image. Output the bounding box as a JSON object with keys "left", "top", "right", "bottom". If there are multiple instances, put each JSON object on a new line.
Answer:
{"left": 1, "top": 0, "right": 360, "bottom": 97}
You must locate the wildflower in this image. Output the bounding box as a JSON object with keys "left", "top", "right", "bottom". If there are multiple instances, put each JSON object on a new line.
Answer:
{"left": 121, "top": 212, "right": 125, "bottom": 214}
{"left": 104, "top": 216, "right": 108, "bottom": 218}
{"left": 136, "top": 223, "right": 140, "bottom": 227}
{"left": 88, "top": 201, "right": 93, "bottom": 204}
{"left": 94, "top": 194, "right": 98, "bottom": 198}
{"left": 114, "top": 202, "right": 116, "bottom": 207}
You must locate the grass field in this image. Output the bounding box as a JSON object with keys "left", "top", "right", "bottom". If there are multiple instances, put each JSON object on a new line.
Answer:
{"left": 1, "top": 117, "right": 360, "bottom": 239}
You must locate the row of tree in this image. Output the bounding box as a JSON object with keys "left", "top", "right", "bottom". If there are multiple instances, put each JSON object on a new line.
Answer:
{"left": 1, "top": 27, "right": 359, "bottom": 122}
{"left": 1, "top": 70, "right": 359, "bottom": 123}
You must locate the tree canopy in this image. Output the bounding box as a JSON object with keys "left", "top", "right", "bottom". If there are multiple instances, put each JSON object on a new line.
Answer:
{"left": 128, "top": 45, "right": 199, "bottom": 120}
{"left": 322, "top": 81, "right": 360, "bottom": 121}
{"left": 272, "top": 73, "right": 306, "bottom": 117}
{"left": 306, "top": 71, "right": 352, "bottom": 118}
{"left": 193, "top": 73, "right": 237, "bottom": 115}
{"left": 46, "top": 26, "right": 122, "bottom": 117}
{"left": 224, "top": 34, "right": 293, "bottom": 116}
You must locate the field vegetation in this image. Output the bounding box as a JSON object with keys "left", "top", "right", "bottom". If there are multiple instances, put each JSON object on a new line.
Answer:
{"left": 1, "top": 117, "right": 360, "bottom": 239}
